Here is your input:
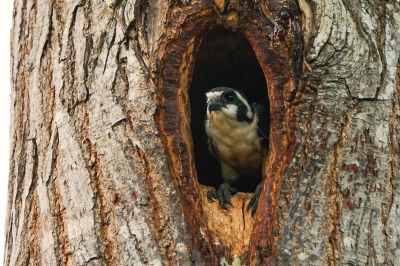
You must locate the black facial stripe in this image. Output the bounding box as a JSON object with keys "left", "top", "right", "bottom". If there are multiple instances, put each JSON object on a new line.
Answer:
{"left": 206, "top": 87, "right": 253, "bottom": 122}
{"left": 236, "top": 101, "right": 252, "bottom": 122}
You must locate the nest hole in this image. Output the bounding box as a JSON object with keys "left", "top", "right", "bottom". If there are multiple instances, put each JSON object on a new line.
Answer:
{"left": 190, "top": 26, "right": 270, "bottom": 192}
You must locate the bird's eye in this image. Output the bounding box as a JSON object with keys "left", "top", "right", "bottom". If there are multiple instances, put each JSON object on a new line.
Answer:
{"left": 224, "top": 92, "right": 235, "bottom": 102}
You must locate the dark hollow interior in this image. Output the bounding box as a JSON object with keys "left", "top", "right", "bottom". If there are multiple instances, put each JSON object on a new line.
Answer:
{"left": 190, "top": 26, "right": 270, "bottom": 190}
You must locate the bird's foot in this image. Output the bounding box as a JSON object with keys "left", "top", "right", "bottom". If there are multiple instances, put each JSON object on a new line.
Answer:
{"left": 207, "top": 182, "right": 238, "bottom": 210}
{"left": 247, "top": 182, "right": 262, "bottom": 215}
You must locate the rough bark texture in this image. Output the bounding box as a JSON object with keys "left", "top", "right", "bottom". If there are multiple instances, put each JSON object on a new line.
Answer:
{"left": 273, "top": 1, "right": 400, "bottom": 265}
{"left": 5, "top": 0, "right": 400, "bottom": 265}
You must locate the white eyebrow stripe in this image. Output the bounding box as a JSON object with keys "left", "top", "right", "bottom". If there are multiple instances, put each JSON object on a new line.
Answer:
{"left": 206, "top": 91, "right": 223, "bottom": 101}
{"left": 234, "top": 91, "right": 253, "bottom": 119}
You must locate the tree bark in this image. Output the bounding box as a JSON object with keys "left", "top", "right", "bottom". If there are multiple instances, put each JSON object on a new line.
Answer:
{"left": 5, "top": 0, "right": 400, "bottom": 265}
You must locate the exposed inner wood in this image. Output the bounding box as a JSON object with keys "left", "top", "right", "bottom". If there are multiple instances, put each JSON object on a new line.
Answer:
{"left": 213, "top": 0, "right": 226, "bottom": 13}
{"left": 198, "top": 184, "right": 254, "bottom": 257}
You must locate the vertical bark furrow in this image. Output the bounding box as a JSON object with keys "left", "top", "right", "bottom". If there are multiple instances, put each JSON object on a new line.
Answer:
{"left": 102, "top": 23, "right": 117, "bottom": 75}
{"left": 81, "top": 110, "right": 118, "bottom": 265}
{"left": 28, "top": 194, "right": 42, "bottom": 265}
{"left": 326, "top": 108, "right": 353, "bottom": 264}
{"left": 277, "top": 94, "right": 318, "bottom": 254}
{"left": 385, "top": 65, "right": 400, "bottom": 265}
{"left": 38, "top": 129, "right": 59, "bottom": 265}
{"left": 345, "top": 101, "right": 393, "bottom": 264}
{"left": 110, "top": 121, "right": 161, "bottom": 265}
{"left": 378, "top": 2, "right": 400, "bottom": 100}
{"left": 11, "top": 139, "right": 39, "bottom": 266}
{"left": 49, "top": 167, "right": 71, "bottom": 265}
{"left": 59, "top": 1, "right": 88, "bottom": 114}
{"left": 6, "top": 0, "right": 37, "bottom": 263}
{"left": 55, "top": 113, "right": 102, "bottom": 264}
{"left": 39, "top": 5, "right": 56, "bottom": 145}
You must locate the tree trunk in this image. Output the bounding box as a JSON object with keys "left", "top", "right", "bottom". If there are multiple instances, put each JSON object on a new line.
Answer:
{"left": 5, "top": 0, "right": 400, "bottom": 265}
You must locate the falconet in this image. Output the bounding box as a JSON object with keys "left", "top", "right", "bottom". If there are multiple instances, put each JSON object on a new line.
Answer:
{"left": 205, "top": 87, "right": 268, "bottom": 213}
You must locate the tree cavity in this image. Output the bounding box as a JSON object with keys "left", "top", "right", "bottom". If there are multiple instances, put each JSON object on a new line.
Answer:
{"left": 190, "top": 26, "right": 270, "bottom": 191}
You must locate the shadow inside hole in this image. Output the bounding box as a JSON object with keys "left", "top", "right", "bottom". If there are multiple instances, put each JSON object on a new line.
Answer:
{"left": 190, "top": 26, "right": 270, "bottom": 191}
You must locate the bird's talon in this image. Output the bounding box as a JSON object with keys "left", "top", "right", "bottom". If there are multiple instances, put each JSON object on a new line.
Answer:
{"left": 207, "top": 189, "right": 217, "bottom": 201}
{"left": 247, "top": 182, "right": 262, "bottom": 216}
{"left": 216, "top": 182, "right": 237, "bottom": 210}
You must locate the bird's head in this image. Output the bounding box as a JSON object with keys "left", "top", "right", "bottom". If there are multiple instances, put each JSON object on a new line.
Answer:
{"left": 206, "top": 87, "right": 253, "bottom": 122}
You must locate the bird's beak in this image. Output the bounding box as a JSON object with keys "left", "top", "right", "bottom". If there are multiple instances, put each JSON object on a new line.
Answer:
{"left": 207, "top": 101, "right": 223, "bottom": 112}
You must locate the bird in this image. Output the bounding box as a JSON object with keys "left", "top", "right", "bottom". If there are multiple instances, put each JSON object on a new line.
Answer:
{"left": 205, "top": 87, "right": 268, "bottom": 213}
